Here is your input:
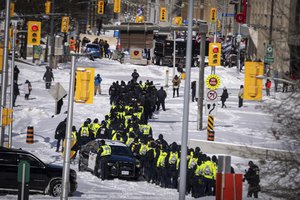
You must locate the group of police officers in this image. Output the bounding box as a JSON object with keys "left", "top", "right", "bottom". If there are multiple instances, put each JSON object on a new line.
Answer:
{"left": 59, "top": 70, "right": 261, "bottom": 198}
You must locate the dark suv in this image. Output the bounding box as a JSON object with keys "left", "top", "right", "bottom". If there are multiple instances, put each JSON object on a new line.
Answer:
{"left": 0, "top": 147, "right": 77, "bottom": 197}
{"left": 78, "top": 139, "right": 141, "bottom": 180}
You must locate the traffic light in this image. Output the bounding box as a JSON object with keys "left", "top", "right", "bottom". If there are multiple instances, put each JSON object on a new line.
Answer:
{"left": 2, "top": 108, "right": 13, "bottom": 126}
{"left": 61, "top": 16, "right": 69, "bottom": 33}
{"left": 10, "top": 3, "right": 15, "bottom": 17}
{"left": 97, "top": 0, "right": 104, "bottom": 14}
{"left": 210, "top": 8, "right": 217, "bottom": 23}
{"left": 27, "top": 21, "right": 41, "bottom": 46}
{"left": 208, "top": 43, "right": 221, "bottom": 66}
{"left": 160, "top": 7, "right": 167, "bottom": 22}
{"left": 173, "top": 17, "right": 182, "bottom": 26}
{"left": 45, "top": 1, "right": 51, "bottom": 15}
{"left": 114, "top": 0, "right": 121, "bottom": 13}
{"left": 75, "top": 68, "right": 95, "bottom": 104}
{"left": 244, "top": 61, "right": 264, "bottom": 100}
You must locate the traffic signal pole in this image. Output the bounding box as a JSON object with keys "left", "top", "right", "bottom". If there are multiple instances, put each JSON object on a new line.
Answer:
{"left": 61, "top": 56, "right": 76, "bottom": 200}
{"left": 50, "top": 0, "right": 56, "bottom": 69}
{"left": 8, "top": 24, "right": 16, "bottom": 148}
{"left": 0, "top": 0, "right": 11, "bottom": 147}
{"left": 178, "top": 1, "right": 193, "bottom": 199}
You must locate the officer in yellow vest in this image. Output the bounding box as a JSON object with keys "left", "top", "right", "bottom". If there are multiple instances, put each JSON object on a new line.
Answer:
{"left": 96, "top": 140, "right": 112, "bottom": 180}
{"left": 192, "top": 158, "right": 205, "bottom": 198}
{"left": 156, "top": 147, "right": 169, "bottom": 188}
{"left": 201, "top": 156, "right": 217, "bottom": 196}
{"left": 90, "top": 118, "right": 101, "bottom": 139}
{"left": 78, "top": 120, "right": 93, "bottom": 146}
{"left": 168, "top": 143, "right": 179, "bottom": 189}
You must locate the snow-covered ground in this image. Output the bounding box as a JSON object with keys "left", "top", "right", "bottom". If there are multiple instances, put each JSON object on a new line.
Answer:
{"left": 2, "top": 56, "right": 283, "bottom": 199}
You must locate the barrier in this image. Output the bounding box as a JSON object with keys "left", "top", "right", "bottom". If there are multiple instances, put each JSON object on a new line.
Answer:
{"left": 216, "top": 173, "right": 243, "bottom": 200}
{"left": 26, "top": 126, "right": 34, "bottom": 144}
{"left": 207, "top": 129, "right": 215, "bottom": 141}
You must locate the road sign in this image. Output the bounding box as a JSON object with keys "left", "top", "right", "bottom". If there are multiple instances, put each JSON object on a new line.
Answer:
{"left": 48, "top": 82, "right": 67, "bottom": 101}
{"left": 206, "top": 74, "right": 221, "bottom": 90}
{"left": 264, "top": 57, "right": 274, "bottom": 63}
{"left": 207, "top": 90, "right": 218, "bottom": 101}
{"left": 206, "top": 102, "right": 218, "bottom": 116}
{"left": 222, "top": 13, "right": 235, "bottom": 17}
{"left": 236, "top": 13, "right": 245, "bottom": 23}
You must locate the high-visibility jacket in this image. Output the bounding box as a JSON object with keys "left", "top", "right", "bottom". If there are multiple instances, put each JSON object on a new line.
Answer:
{"left": 169, "top": 151, "right": 179, "bottom": 165}
{"left": 126, "top": 137, "right": 134, "bottom": 146}
{"left": 90, "top": 123, "right": 100, "bottom": 138}
{"left": 69, "top": 39, "right": 76, "bottom": 51}
{"left": 146, "top": 146, "right": 156, "bottom": 158}
{"left": 139, "top": 124, "right": 151, "bottom": 135}
{"left": 98, "top": 144, "right": 112, "bottom": 157}
{"left": 80, "top": 127, "right": 90, "bottom": 137}
{"left": 157, "top": 151, "right": 168, "bottom": 167}
{"left": 188, "top": 156, "right": 198, "bottom": 169}
{"left": 124, "top": 115, "right": 133, "bottom": 127}
{"left": 71, "top": 131, "right": 77, "bottom": 140}
{"left": 194, "top": 162, "right": 205, "bottom": 176}
{"left": 139, "top": 144, "right": 147, "bottom": 156}
{"left": 201, "top": 161, "right": 216, "bottom": 180}
{"left": 112, "top": 132, "right": 123, "bottom": 142}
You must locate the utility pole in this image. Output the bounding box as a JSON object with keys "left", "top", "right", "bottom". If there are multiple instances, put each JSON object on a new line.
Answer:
{"left": 8, "top": 24, "right": 17, "bottom": 148}
{"left": 269, "top": 0, "right": 274, "bottom": 44}
{"left": 50, "top": 0, "right": 56, "bottom": 69}
{"left": 0, "top": 0, "right": 11, "bottom": 147}
{"left": 61, "top": 56, "right": 76, "bottom": 200}
{"left": 178, "top": 0, "right": 193, "bottom": 199}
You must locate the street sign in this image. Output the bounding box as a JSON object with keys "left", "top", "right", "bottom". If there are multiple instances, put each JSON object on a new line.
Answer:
{"left": 205, "top": 102, "right": 218, "bottom": 116}
{"left": 206, "top": 74, "right": 221, "bottom": 90}
{"left": 236, "top": 13, "right": 245, "bottom": 23}
{"left": 207, "top": 90, "right": 218, "bottom": 101}
{"left": 222, "top": 13, "right": 235, "bottom": 17}
{"left": 264, "top": 57, "right": 274, "bottom": 63}
{"left": 48, "top": 82, "right": 67, "bottom": 101}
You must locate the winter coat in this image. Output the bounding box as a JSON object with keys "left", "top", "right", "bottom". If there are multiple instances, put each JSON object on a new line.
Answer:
{"left": 13, "top": 82, "right": 20, "bottom": 96}
{"left": 238, "top": 88, "right": 244, "bottom": 98}
{"left": 131, "top": 72, "right": 140, "bottom": 80}
{"left": 265, "top": 81, "right": 271, "bottom": 89}
{"left": 43, "top": 70, "right": 54, "bottom": 82}
{"left": 157, "top": 88, "right": 167, "bottom": 101}
{"left": 14, "top": 66, "right": 20, "bottom": 81}
{"left": 221, "top": 89, "right": 229, "bottom": 102}
{"left": 244, "top": 164, "right": 260, "bottom": 185}
{"left": 94, "top": 76, "right": 102, "bottom": 86}
{"left": 23, "top": 81, "right": 32, "bottom": 95}
{"left": 172, "top": 76, "right": 181, "bottom": 88}
{"left": 55, "top": 120, "right": 66, "bottom": 139}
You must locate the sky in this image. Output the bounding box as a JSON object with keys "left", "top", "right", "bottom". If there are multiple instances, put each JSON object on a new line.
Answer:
{"left": 1, "top": 54, "right": 284, "bottom": 200}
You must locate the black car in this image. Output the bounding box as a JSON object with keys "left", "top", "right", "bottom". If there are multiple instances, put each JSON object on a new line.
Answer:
{"left": 0, "top": 147, "right": 77, "bottom": 197}
{"left": 78, "top": 139, "right": 141, "bottom": 180}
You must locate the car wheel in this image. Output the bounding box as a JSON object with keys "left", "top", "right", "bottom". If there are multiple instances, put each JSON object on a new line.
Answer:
{"left": 159, "top": 58, "right": 163, "bottom": 66}
{"left": 49, "top": 180, "right": 62, "bottom": 197}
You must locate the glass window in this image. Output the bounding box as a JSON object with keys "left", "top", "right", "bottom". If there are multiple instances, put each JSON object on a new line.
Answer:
{"left": 0, "top": 152, "right": 17, "bottom": 165}
{"left": 18, "top": 154, "right": 43, "bottom": 168}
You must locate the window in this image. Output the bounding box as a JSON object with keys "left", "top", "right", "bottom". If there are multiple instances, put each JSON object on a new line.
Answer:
{"left": 0, "top": 152, "right": 17, "bottom": 165}
{"left": 18, "top": 154, "right": 44, "bottom": 168}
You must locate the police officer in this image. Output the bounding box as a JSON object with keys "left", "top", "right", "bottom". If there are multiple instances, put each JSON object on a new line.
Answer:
{"left": 78, "top": 121, "right": 93, "bottom": 146}
{"left": 168, "top": 143, "right": 179, "bottom": 189}
{"left": 201, "top": 157, "right": 216, "bottom": 196}
{"left": 96, "top": 140, "right": 112, "bottom": 180}
{"left": 54, "top": 118, "right": 67, "bottom": 152}
{"left": 90, "top": 118, "right": 101, "bottom": 139}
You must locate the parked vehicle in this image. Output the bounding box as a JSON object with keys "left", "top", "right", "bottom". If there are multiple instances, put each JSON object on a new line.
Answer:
{"left": 82, "top": 43, "right": 101, "bottom": 58}
{"left": 78, "top": 139, "right": 141, "bottom": 180}
{"left": 0, "top": 147, "right": 77, "bottom": 197}
{"left": 152, "top": 37, "right": 209, "bottom": 67}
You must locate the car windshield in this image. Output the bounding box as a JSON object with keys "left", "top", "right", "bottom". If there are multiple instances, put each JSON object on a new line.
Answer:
{"left": 111, "top": 145, "right": 133, "bottom": 157}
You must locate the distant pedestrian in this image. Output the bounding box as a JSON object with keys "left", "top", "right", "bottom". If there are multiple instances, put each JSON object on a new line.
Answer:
{"left": 172, "top": 75, "right": 181, "bottom": 97}
{"left": 244, "top": 161, "right": 260, "bottom": 198}
{"left": 13, "top": 80, "right": 20, "bottom": 107}
{"left": 265, "top": 79, "right": 271, "bottom": 96}
{"left": 43, "top": 67, "right": 54, "bottom": 89}
{"left": 55, "top": 118, "right": 67, "bottom": 152}
{"left": 156, "top": 87, "right": 167, "bottom": 111}
{"left": 14, "top": 65, "right": 20, "bottom": 83}
{"left": 131, "top": 69, "right": 140, "bottom": 82}
{"left": 191, "top": 81, "right": 196, "bottom": 102}
{"left": 56, "top": 94, "right": 66, "bottom": 115}
{"left": 238, "top": 85, "right": 244, "bottom": 108}
{"left": 81, "top": 36, "right": 90, "bottom": 48}
{"left": 94, "top": 74, "right": 102, "bottom": 95}
{"left": 75, "top": 37, "right": 81, "bottom": 53}
{"left": 221, "top": 87, "right": 229, "bottom": 108}
{"left": 69, "top": 37, "right": 76, "bottom": 52}
{"left": 23, "top": 80, "right": 32, "bottom": 100}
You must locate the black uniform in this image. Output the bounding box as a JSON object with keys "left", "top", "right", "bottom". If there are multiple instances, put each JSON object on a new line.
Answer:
{"left": 244, "top": 161, "right": 260, "bottom": 198}
{"left": 55, "top": 118, "right": 67, "bottom": 152}
{"left": 156, "top": 87, "right": 167, "bottom": 111}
